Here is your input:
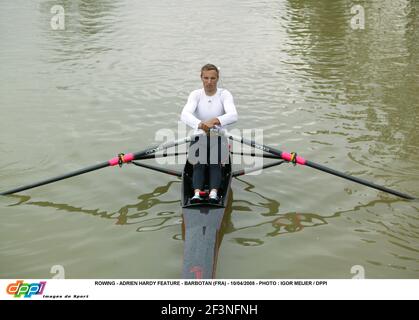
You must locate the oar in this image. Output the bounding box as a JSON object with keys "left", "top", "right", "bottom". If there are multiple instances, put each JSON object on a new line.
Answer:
{"left": 232, "top": 160, "right": 285, "bottom": 177}
{"left": 0, "top": 134, "right": 198, "bottom": 196}
{"left": 131, "top": 161, "right": 182, "bottom": 177}
{"left": 221, "top": 129, "right": 416, "bottom": 200}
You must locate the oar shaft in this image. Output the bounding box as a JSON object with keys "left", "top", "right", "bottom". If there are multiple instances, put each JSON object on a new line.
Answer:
{"left": 139, "top": 152, "right": 188, "bottom": 160}
{"left": 232, "top": 160, "right": 284, "bottom": 177}
{"left": 133, "top": 134, "right": 199, "bottom": 160}
{"left": 221, "top": 129, "right": 415, "bottom": 200}
{"left": 230, "top": 152, "right": 280, "bottom": 159}
{"left": 1, "top": 133, "right": 199, "bottom": 196}
{"left": 131, "top": 161, "right": 182, "bottom": 177}
{"left": 222, "top": 131, "right": 306, "bottom": 164}
{"left": 305, "top": 160, "right": 415, "bottom": 200}
{"left": 0, "top": 162, "right": 109, "bottom": 195}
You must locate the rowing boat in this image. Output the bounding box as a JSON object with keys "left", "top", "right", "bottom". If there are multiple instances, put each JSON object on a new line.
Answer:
{"left": 181, "top": 157, "right": 232, "bottom": 279}
{"left": 0, "top": 128, "right": 415, "bottom": 279}
{"left": 134, "top": 145, "right": 285, "bottom": 278}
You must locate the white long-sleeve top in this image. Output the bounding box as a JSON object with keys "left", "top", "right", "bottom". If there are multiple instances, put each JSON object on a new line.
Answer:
{"left": 180, "top": 88, "right": 238, "bottom": 131}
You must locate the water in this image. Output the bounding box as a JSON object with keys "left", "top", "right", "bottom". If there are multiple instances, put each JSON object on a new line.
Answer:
{"left": 0, "top": 0, "right": 418, "bottom": 279}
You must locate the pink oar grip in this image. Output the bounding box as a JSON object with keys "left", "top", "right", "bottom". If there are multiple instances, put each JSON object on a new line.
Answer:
{"left": 108, "top": 153, "right": 135, "bottom": 166}
{"left": 281, "top": 152, "right": 306, "bottom": 165}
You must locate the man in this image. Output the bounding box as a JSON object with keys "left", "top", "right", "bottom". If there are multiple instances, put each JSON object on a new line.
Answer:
{"left": 181, "top": 64, "right": 238, "bottom": 203}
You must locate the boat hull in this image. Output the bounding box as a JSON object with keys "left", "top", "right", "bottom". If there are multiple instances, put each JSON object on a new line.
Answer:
{"left": 181, "top": 159, "right": 232, "bottom": 279}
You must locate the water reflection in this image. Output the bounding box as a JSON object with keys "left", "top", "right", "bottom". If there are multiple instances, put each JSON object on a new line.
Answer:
{"left": 41, "top": 0, "right": 119, "bottom": 53}
{"left": 7, "top": 177, "right": 332, "bottom": 244}
{"left": 282, "top": 0, "right": 418, "bottom": 197}
{"left": 9, "top": 178, "right": 416, "bottom": 252}
{"left": 7, "top": 181, "right": 181, "bottom": 227}
{"left": 1, "top": 0, "right": 418, "bottom": 280}
{"left": 226, "top": 177, "right": 331, "bottom": 245}
{"left": 4, "top": 172, "right": 419, "bottom": 275}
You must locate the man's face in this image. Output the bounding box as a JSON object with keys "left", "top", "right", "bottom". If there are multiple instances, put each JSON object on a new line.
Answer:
{"left": 201, "top": 70, "right": 218, "bottom": 93}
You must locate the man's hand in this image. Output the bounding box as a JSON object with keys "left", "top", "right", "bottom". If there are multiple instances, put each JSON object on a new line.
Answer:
{"left": 198, "top": 122, "right": 211, "bottom": 133}
{"left": 199, "top": 118, "right": 220, "bottom": 133}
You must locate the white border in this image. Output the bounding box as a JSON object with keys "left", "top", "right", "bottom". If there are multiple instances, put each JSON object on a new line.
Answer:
{"left": 1, "top": 279, "right": 418, "bottom": 300}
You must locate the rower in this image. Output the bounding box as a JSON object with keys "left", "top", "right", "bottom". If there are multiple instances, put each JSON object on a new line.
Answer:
{"left": 180, "top": 64, "right": 238, "bottom": 204}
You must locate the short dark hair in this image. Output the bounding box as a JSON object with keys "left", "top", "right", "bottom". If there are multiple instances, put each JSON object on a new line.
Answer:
{"left": 201, "top": 64, "right": 219, "bottom": 77}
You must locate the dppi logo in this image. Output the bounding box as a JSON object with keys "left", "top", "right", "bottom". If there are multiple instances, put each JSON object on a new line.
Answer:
{"left": 6, "top": 280, "right": 46, "bottom": 298}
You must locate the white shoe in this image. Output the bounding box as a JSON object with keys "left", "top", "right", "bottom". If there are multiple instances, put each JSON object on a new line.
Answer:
{"left": 209, "top": 191, "right": 219, "bottom": 204}
{"left": 191, "top": 193, "right": 203, "bottom": 204}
